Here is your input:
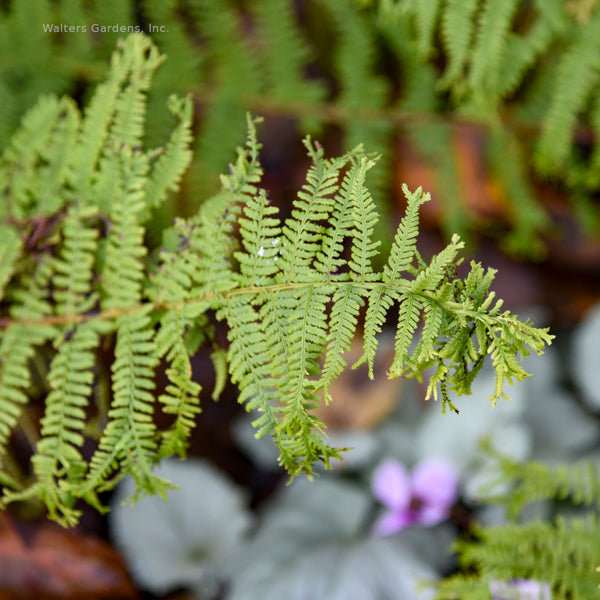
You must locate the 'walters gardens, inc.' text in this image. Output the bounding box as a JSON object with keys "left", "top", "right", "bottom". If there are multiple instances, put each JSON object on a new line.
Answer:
{"left": 43, "top": 24, "right": 170, "bottom": 33}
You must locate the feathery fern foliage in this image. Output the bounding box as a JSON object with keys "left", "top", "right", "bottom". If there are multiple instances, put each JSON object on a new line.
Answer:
{"left": 2, "top": 0, "right": 600, "bottom": 254}
{"left": 0, "top": 34, "right": 552, "bottom": 526}
{"left": 436, "top": 452, "right": 600, "bottom": 599}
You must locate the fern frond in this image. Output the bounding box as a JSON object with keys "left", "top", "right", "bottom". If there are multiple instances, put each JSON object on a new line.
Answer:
{"left": 71, "top": 41, "right": 133, "bottom": 190}
{"left": 0, "top": 227, "right": 21, "bottom": 302}
{"left": 0, "top": 260, "right": 56, "bottom": 469}
{"left": 74, "top": 307, "right": 167, "bottom": 511}
{"left": 101, "top": 145, "right": 149, "bottom": 310}
{"left": 1, "top": 95, "right": 76, "bottom": 219}
{"left": 142, "top": 95, "right": 193, "bottom": 211}
{"left": 54, "top": 203, "right": 99, "bottom": 315}
{"left": 252, "top": 0, "right": 325, "bottom": 105}
{"left": 277, "top": 141, "right": 349, "bottom": 283}
{"left": 347, "top": 155, "right": 382, "bottom": 281}
{"left": 319, "top": 286, "right": 365, "bottom": 403}
{"left": 36, "top": 98, "right": 80, "bottom": 215}
{"left": 487, "top": 130, "right": 550, "bottom": 257}
{"left": 468, "top": 0, "right": 521, "bottom": 102}
{"left": 217, "top": 120, "right": 552, "bottom": 472}
{"left": 190, "top": 0, "right": 260, "bottom": 197}
{"left": 439, "top": 0, "right": 480, "bottom": 91}
{"left": 485, "top": 453, "right": 600, "bottom": 519}
{"left": 155, "top": 310, "right": 202, "bottom": 459}
{"left": 4, "top": 323, "right": 100, "bottom": 527}
{"left": 219, "top": 294, "right": 281, "bottom": 440}
{"left": 437, "top": 516, "right": 600, "bottom": 600}
{"left": 383, "top": 184, "right": 429, "bottom": 284}
{"left": 412, "top": 0, "right": 442, "bottom": 58}
{"left": 536, "top": 11, "right": 600, "bottom": 173}
{"left": 108, "top": 35, "right": 164, "bottom": 148}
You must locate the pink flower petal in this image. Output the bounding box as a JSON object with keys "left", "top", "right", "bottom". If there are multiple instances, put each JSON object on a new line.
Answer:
{"left": 372, "top": 509, "right": 415, "bottom": 536}
{"left": 412, "top": 458, "right": 458, "bottom": 510}
{"left": 416, "top": 503, "right": 449, "bottom": 526}
{"left": 371, "top": 459, "right": 412, "bottom": 510}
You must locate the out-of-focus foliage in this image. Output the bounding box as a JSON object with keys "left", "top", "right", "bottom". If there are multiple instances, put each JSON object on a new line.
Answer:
{"left": 435, "top": 455, "right": 600, "bottom": 599}
{"left": 1, "top": 0, "right": 600, "bottom": 254}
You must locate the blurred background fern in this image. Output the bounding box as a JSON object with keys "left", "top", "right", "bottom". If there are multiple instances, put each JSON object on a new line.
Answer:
{"left": 2, "top": 0, "right": 600, "bottom": 259}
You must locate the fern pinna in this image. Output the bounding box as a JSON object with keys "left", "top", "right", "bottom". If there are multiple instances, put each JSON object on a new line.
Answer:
{"left": 0, "top": 34, "right": 552, "bottom": 526}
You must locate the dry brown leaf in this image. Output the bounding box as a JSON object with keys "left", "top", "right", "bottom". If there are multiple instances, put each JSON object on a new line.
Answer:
{"left": 0, "top": 512, "right": 138, "bottom": 600}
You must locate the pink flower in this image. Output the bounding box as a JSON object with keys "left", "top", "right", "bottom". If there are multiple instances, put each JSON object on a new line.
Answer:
{"left": 371, "top": 458, "right": 459, "bottom": 536}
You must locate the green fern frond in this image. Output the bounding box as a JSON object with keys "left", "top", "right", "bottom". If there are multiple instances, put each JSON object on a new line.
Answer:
{"left": 412, "top": 0, "right": 442, "bottom": 58}
{"left": 101, "top": 145, "right": 149, "bottom": 310}
{"left": 468, "top": 0, "right": 521, "bottom": 103}
{"left": 383, "top": 185, "right": 429, "bottom": 283}
{"left": 74, "top": 307, "right": 167, "bottom": 511}
{"left": 0, "top": 259, "right": 56, "bottom": 468}
{"left": 143, "top": 94, "right": 194, "bottom": 210}
{"left": 437, "top": 516, "right": 600, "bottom": 599}
{"left": 0, "top": 33, "right": 555, "bottom": 521}
{"left": 54, "top": 203, "right": 99, "bottom": 315}
{"left": 439, "top": 0, "right": 480, "bottom": 91}
{"left": 495, "top": 0, "right": 566, "bottom": 98}
{"left": 216, "top": 119, "right": 552, "bottom": 473}
{"left": 190, "top": 0, "right": 260, "bottom": 197}
{"left": 155, "top": 310, "right": 202, "bottom": 459}
{"left": 1, "top": 95, "right": 76, "bottom": 218}
{"left": 36, "top": 99, "right": 80, "bottom": 215}
{"left": 4, "top": 323, "right": 100, "bottom": 527}
{"left": 485, "top": 453, "right": 600, "bottom": 519}
{"left": 252, "top": 0, "right": 325, "bottom": 106}
{"left": 277, "top": 141, "right": 350, "bottom": 283}
{"left": 536, "top": 10, "right": 600, "bottom": 173}
{"left": 71, "top": 41, "right": 133, "bottom": 191}
{"left": 487, "top": 130, "right": 550, "bottom": 257}
{"left": 108, "top": 36, "right": 164, "bottom": 148}
{"left": 0, "top": 227, "right": 21, "bottom": 302}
